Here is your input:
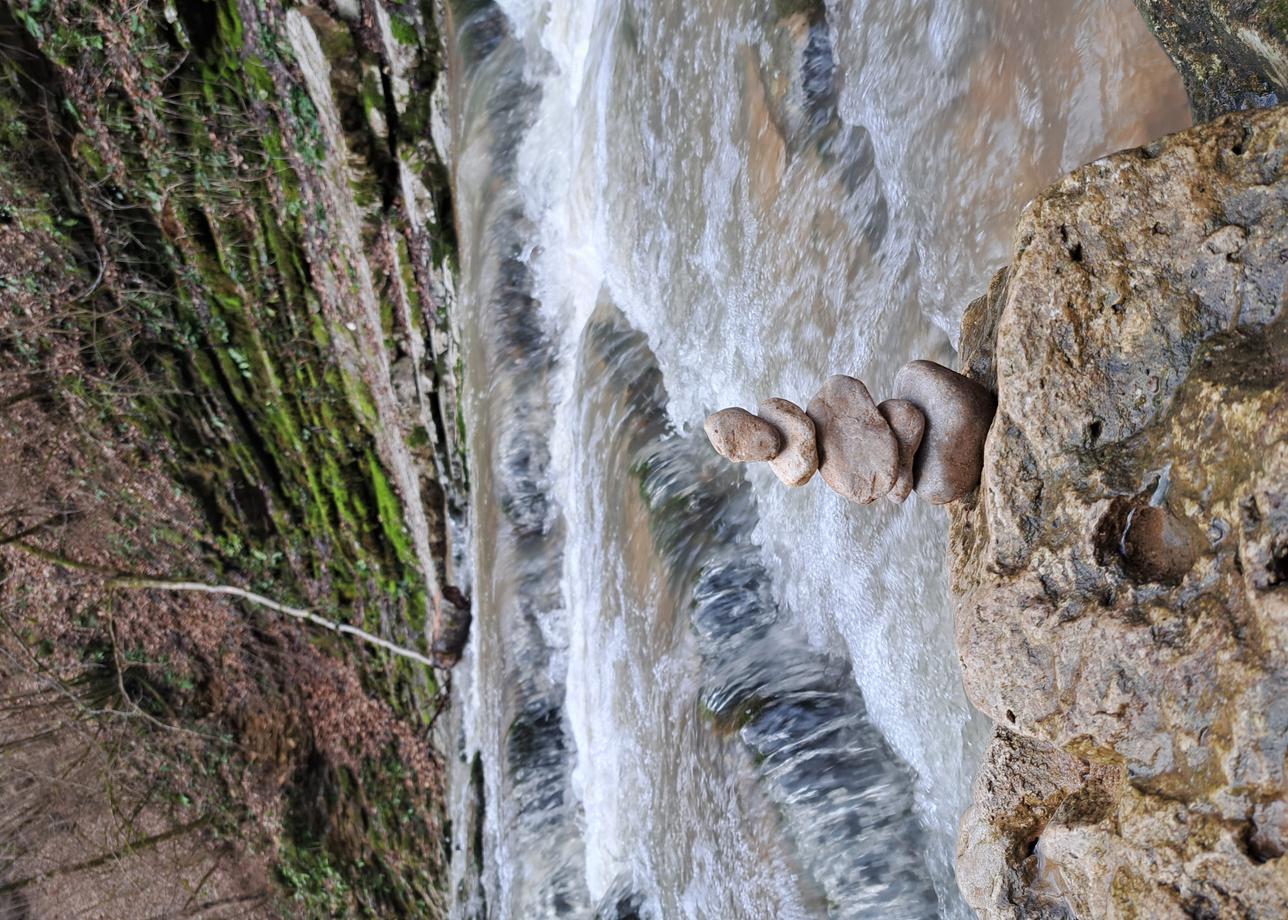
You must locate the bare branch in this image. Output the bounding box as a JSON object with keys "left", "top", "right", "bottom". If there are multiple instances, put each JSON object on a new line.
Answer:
{"left": 7, "top": 541, "right": 440, "bottom": 669}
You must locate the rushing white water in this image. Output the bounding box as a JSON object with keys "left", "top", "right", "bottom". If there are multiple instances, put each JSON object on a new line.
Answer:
{"left": 447, "top": 0, "right": 1188, "bottom": 916}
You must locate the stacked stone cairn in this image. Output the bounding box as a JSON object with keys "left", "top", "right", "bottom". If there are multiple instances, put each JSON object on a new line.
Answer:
{"left": 703, "top": 360, "right": 996, "bottom": 505}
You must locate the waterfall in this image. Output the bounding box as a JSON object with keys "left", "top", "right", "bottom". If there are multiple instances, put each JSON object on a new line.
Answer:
{"left": 444, "top": 0, "right": 1190, "bottom": 916}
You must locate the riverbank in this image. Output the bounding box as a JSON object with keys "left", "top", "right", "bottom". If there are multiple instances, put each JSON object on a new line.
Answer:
{"left": 0, "top": 0, "right": 463, "bottom": 913}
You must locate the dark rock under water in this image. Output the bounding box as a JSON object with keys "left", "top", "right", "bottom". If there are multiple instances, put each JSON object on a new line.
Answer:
{"left": 583, "top": 310, "right": 941, "bottom": 918}
{"left": 1131, "top": 0, "right": 1287, "bottom": 122}
{"left": 449, "top": 10, "right": 592, "bottom": 915}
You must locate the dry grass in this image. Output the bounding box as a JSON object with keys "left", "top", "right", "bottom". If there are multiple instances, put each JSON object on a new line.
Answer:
{"left": 0, "top": 321, "right": 447, "bottom": 914}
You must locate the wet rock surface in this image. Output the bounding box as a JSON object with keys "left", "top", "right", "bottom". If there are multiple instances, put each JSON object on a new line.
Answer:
{"left": 1131, "top": 0, "right": 1287, "bottom": 122}
{"left": 758, "top": 397, "right": 819, "bottom": 487}
{"left": 703, "top": 407, "right": 783, "bottom": 462}
{"left": 431, "top": 586, "right": 474, "bottom": 666}
{"left": 876, "top": 399, "right": 925, "bottom": 504}
{"left": 957, "top": 729, "right": 1115, "bottom": 920}
{"left": 806, "top": 375, "right": 899, "bottom": 504}
{"left": 704, "top": 369, "right": 991, "bottom": 505}
{"left": 893, "top": 360, "right": 996, "bottom": 505}
{"left": 951, "top": 105, "right": 1288, "bottom": 917}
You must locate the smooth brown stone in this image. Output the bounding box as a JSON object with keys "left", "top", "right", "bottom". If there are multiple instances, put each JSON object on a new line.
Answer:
{"left": 893, "top": 360, "right": 996, "bottom": 504}
{"left": 704, "top": 407, "right": 782, "bottom": 462}
{"left": 757, "top": 398, "right": 818, "bottom": 487}
{"left": 877, "top": 399, "right": 925, "bottom": 504}
{"left": 806, "top": 375, "right": 898, "bottom": 504}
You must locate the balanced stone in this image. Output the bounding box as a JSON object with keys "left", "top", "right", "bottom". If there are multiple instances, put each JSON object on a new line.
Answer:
{"left": 877, "top": 399, "right": 925, "bottom": 504}
{"left": 704, "top": 407, "right": 782, "bottom": 462}
{"left": 893, "top": 359, "right": 996, "bottom": 504}
{"left": 757, "top": 398, "right": 818, "bottom": 487}
{"left": 806, "top": 375, "right": 898, "bottom": 504}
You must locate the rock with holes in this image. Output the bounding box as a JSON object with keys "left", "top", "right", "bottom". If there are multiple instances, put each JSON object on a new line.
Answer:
{"left": 757, "top": 397, "right": 819, "bottom": 487}
{"left": 806, "top": 375, "right": 899, "bottom": 504}
{"left": 704, "top": 407, "right": 782, "bottom": 462}
{"left": 951, "top": 105, "right": 1288, "bottom": 918}
{"left": 891, "top": 361, "right": 995, "bottom": 504}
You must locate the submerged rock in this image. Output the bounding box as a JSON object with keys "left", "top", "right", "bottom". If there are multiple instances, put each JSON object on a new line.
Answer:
{"left": 806, "top": 374, "right": 899, "bottom": 504}
{"left": 758, "top": 397, "right": 819, "bottom": 487}
{"left": 892, "top": 360, "right": 996, "bottom": 505}
{"left": 1131, "top": 0, "right": 1287, "bottom": 122}
{"left": 703, "top": 407, "right": 783, "bottom": 462}
{"left": 951, "top": 105, "right": 1288, "bottom": 918}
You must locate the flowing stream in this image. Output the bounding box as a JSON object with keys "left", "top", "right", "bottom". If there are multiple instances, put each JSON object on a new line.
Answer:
{"left": 443, "top": 1, "right": 1189, "bottom": 917}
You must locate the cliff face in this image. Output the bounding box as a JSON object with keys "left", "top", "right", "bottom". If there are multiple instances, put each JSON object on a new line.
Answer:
{"left": 1, "top": 0, "right": 464, "bottom": 913}
{"left": 951, "top": 105, "right": 1287, "bottom": 918}
{"left": 1131, "top": 0, "right": 1287, "bottom": 122}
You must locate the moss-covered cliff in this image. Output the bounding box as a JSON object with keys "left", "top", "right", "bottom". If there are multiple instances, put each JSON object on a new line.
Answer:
{"left": 1, "top": 0, "right": 465, "bottom": 913}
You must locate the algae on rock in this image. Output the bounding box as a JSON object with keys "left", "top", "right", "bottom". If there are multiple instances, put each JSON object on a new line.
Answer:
{"left": 1131, "top": 0, "right": 1287, "bottom": 121}
{"left": 1, "top": 0, "right": 465, "bottom": 912}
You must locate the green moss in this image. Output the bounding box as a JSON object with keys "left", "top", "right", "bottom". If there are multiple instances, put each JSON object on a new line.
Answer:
{"left": 368, "top": 450, "right": 415, "bottom": 568}
{"left": 277, "top": 840, "right": 354, "bottom": 916}
{"left": 1264, "top": 0, "right": 1288, "bottom": 34}
{"left": 388, "top": 14, "right": 419, "bottom": 47}
{"left": 310, "top": 7, "right": 356, "bottom": 61}
{"left": 289, "top": 86, "right": 327, "bottom": 165}
{"left": 3, "top": 0, "right": 457, "bottom": 907}
{"left": 360, "top": 69, "right": 386, "bottom": 121}
{"left": 214, "top": 0, "right": 244, "bottom": 51}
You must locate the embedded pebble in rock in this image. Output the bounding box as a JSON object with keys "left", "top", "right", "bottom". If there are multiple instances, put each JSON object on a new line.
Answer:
{"left": 704, "top": 407, "right": 782, "bottom": 462}
{"left": 1250, "top": 801, "right": 1288, "bottom": 862}
{"left": 757, "top": 397, "right": 818, "bottom": 487}
{"left": 893, "top": 360, "right": 996, "bottom": 504}
{"left": 877, "top": 399, "right": 926, "bottom": 504}
{"left": 806, "top": 375, "right": 898, "bottom": 505}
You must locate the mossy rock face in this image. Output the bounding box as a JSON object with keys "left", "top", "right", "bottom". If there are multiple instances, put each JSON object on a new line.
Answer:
{"left": 1, "top": 0, "right": 460, "bottom": 913}
{"left": 2, "top": 0, "right": 464, "bottom": 677}
{"left": 1131, "top": 0, "right": 1288, "bottom": 121}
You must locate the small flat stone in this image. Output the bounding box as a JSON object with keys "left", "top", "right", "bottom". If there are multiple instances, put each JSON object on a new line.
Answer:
{"left": 758, "top": 398, "right": 818, "bottom": 487}
{"left": 806, "top": 375, "right": 898, "bottom": 504}
{"left": 893, "top": 360, "right": 996, "bottom": 504}
{"left": 704, "top": 407, "right": 782, "bottom": 462}
{"left": 877, "top": 399, "right": 925, "bottom": 504}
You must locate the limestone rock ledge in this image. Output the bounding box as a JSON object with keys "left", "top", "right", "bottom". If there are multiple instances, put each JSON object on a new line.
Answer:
{"left": 951, "top": 104, "right": 1288, "bottom": 918}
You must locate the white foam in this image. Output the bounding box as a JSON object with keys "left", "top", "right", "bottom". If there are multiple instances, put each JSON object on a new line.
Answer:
{"left": 466, "top": 0, "right": 1191, "bottom": 916}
